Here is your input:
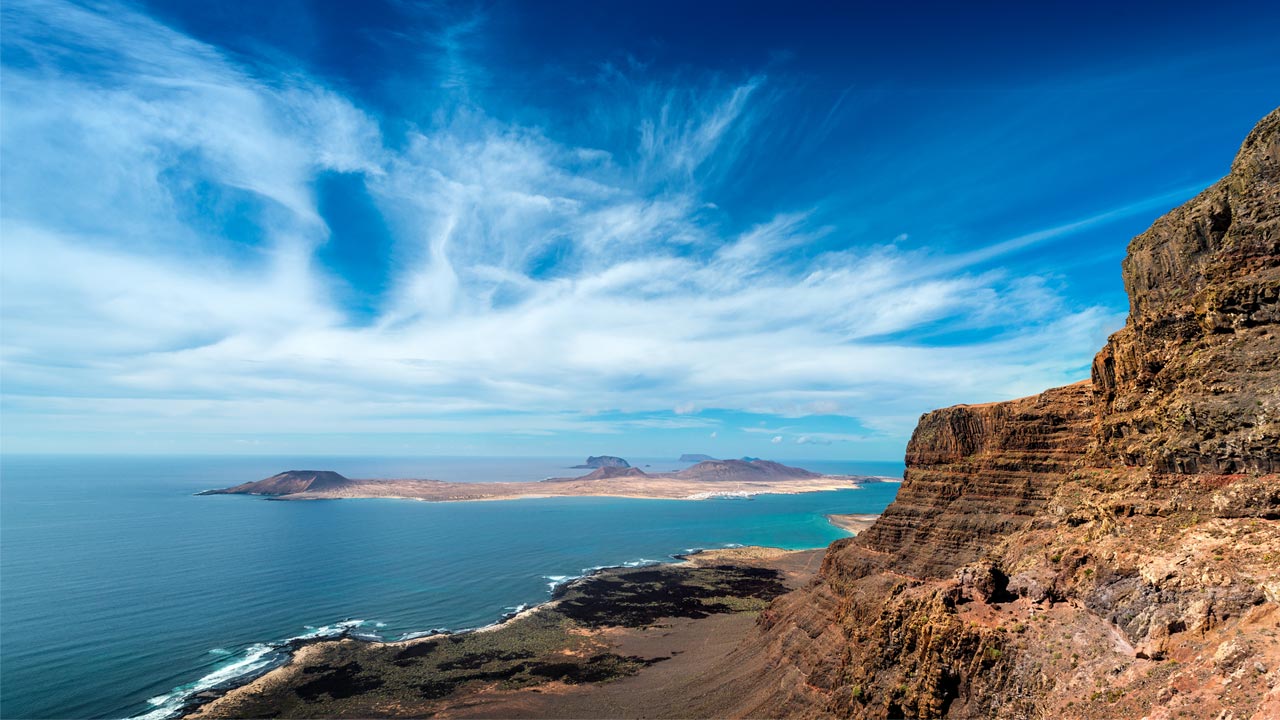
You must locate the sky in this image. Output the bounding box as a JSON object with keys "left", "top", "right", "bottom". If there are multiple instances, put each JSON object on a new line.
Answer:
{"left": 1, "top": 0, "right": 1278, "bottom": 460}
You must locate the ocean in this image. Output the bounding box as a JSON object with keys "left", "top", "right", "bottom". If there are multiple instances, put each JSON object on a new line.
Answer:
{"left": 0, "top": 455, "right": 902, "bottom": 720}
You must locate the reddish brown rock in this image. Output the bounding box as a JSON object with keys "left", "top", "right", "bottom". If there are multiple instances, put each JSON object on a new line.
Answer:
{"left": 734, "top": 108, "right": 1280, "bottom": 720}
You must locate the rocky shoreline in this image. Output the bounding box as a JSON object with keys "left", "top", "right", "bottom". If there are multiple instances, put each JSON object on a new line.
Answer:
{"left": 179, "top": 546, "right": 820, "bottom": 719}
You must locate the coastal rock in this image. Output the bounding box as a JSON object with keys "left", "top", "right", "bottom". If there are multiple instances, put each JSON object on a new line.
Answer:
{"left": 733, "top": 108, "right": 1280, "bottom": 719}
{"left": 572, "top": 455, "right": 631, "bottom": 469}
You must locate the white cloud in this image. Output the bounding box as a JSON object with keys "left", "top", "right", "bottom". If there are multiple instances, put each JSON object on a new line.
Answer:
{"left": 771, "top": 436, "right": 783, "bottom": 444}
{"left": 674, "top": 401, "right": 699, "bottom": 415}
{"left": 796, "top": 436, "right": 833, "bottom": 446}
{"left": 0, "top": 0, "right": 1133, "bottom": 454}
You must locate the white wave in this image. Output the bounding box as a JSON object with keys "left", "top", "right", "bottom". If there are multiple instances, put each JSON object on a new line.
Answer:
{"left": 294, "top": 619, "right": 365, "bottom": 640}
{"left": 545, "top": 555, "right": 673, "bottom": 593}
{"left": 133, "top": 643, "right": 278, "bottom": 720}
{"left": 130, "top": 620, "right": 367, "bottom": 720}
{"left": 543, "top": 574, "right": 576, "bottom": 590}
{"left": 396, "top": 627, "right": 449, "bottom": 641}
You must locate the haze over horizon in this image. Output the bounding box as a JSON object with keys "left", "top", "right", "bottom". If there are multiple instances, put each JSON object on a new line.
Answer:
{"left": 2, "top": 0, "right": 1278, "bottom": 459}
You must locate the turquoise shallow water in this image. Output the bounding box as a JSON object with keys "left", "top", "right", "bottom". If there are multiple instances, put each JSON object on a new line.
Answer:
{"left": 0, "top": 455, "right": 901, "bottom": 720}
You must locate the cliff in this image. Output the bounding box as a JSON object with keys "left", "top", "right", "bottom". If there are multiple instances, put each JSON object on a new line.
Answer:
{"left": 735, "top": 108, "right": 1280, "bottom": 719}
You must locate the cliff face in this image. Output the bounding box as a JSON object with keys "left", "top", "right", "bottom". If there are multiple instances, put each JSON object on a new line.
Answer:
{"left": 739, "top": 109, "right": 1280, "bottom": 720}
{"left": 849, "top": 381, "right": 1094, "bottom": 580}
{"left": 1093, "top": 109, "right": 1280, "bottom": 473}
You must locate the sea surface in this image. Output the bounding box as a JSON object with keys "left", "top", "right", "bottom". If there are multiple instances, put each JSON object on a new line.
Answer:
{"left": 0, "top": 455, "right": 902, "bottom": 720}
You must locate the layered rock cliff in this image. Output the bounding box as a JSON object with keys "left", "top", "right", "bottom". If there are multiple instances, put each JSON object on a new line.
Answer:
{"left": 737, "top": 108, "right": 1280, "bottom": 719}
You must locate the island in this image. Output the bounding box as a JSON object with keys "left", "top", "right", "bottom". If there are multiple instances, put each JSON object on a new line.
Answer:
{"left": 678, "top": 453, "right": 716, "bottom": 462}
{"left": 197, "top": 459, "right": 876, "bottom": 502}
{"left": 570, "top": 455, "right": 630, "bottom": 469}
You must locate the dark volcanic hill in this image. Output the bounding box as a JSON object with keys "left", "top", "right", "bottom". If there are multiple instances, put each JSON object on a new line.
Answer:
{"left": 543, "top": 466, "right": 650, "bottom": 482}
{"left": 721, "top": 108, "right": 1280, "bottom": 719}
{"left": 197, "top": 470, "right": 354, "bottom": 497}
{"left": 673, "top": 459, "right": 821, "bottom": 482}
{"left": 679, "top": 453, "right": 717, "bottom": 462}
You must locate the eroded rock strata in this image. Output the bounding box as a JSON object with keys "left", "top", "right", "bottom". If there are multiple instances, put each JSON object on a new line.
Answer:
{"left": 734, "top": 108, "right": 1280, "bottom": 719}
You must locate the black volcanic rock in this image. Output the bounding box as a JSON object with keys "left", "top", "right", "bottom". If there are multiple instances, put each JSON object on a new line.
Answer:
{"left": 197, "top": 470, "right": 353, "bottom": 496}
{"left": 678, "top": 454, "right": 716, "bottom": 462}
{"left": 571, "top": 455, "right": 630, "bottom": 469}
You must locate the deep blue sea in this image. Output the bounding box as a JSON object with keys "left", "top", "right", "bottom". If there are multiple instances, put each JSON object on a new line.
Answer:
{"left": 0, "top": 455, "right": 901, "bottom": 720}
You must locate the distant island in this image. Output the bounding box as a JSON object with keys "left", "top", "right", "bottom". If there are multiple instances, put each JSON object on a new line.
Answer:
{"left": 569, "top": 455, "right": 630, "bottom": 469}
{"left": 678, "top": 453, "right": 716, "bottom": 462}
{"left": 197, "top": 459, "right": 876, "bottom": 502}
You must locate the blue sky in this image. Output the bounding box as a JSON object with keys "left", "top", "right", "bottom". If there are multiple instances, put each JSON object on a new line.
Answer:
{"left": 1, "top": 0, "right": 1277, "bottom": 459}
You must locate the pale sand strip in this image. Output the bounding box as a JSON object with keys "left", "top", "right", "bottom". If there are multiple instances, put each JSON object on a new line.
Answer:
{"left": 825, "top": 513, "right": 881, "bottom": 535}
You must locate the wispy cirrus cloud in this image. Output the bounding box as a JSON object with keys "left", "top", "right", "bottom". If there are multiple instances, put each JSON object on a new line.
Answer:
{"left": 2, "top": 0, "right": 1188, "bottom": 457}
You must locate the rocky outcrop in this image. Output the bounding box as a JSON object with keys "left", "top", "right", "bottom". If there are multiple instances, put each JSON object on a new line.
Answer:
{"left": 572, "top": 456, "right": 631, "bottom": 469}
{"left": 737, "top": 108, "right": 1280, "bottom": 720}
{"left": 1092, "top": 109, "right": 1280, "bottom": 474}
{"left": 848, "top": 381, "right": 1094, "bottom": 580}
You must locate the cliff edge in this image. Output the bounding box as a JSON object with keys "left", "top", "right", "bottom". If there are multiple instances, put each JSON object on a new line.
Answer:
{"left": 734, "top": 108, "right": 1280, "bottom": 719}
